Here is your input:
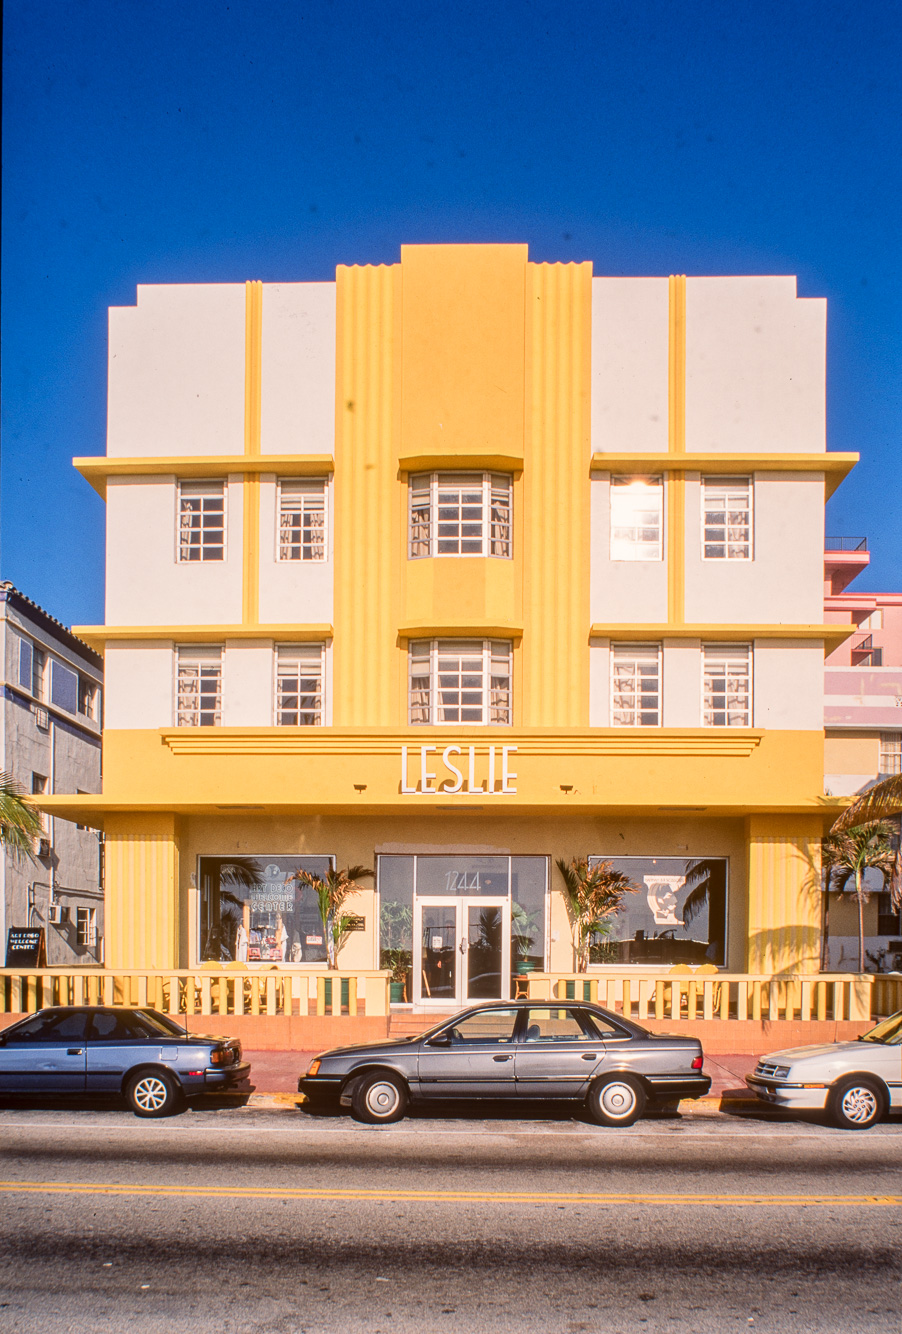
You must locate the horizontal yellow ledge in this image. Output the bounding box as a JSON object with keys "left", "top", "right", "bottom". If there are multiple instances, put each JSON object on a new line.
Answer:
{"left": 74, "top": 454, "right": 334, "bottom": 499}
{"left": 398, "top": 621, "right": 524, "bottom": 640}
{"left": 155, "top": 727, "right": 764, "bottom": 758}
{"left": 398, "top": 451, "right": 524, "bottom": 474}
{"left": 72, "top": 624, "right": 333, "bottom": 648}
{"left": 589, "top": 451, "right": 858, "bottom": 499}
{"left": 590, "top": 623, "right": 854, "bottom": 653}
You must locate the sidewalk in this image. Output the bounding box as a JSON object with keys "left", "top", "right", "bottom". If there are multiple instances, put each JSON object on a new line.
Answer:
{"left": 237, "top": 1049, "right": 761, "bottom": 1109}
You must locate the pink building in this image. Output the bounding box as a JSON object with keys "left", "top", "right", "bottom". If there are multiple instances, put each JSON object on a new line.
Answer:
{"left": 823, "top": 537, "right": 902, "bottom": 970}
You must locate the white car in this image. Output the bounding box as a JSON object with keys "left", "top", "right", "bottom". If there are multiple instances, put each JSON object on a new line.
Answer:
{"left": 746, "top": 1009, "right": 902, "bottom": 1129}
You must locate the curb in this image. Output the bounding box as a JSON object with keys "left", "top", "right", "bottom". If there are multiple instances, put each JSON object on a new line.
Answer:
{"left": 213, "top": 1091, "right": 769, "bottom": 1116}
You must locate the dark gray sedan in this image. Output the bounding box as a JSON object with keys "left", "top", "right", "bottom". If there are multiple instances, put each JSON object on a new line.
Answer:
{"left": 298, "top": 1001, "right": 710, "bottom": 1126}
{"left": 0, "top": 1006, "right": 250, "bottom": 1117}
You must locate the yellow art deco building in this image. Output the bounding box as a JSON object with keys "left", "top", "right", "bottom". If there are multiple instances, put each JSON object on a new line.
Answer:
{"left": 53, "top": 243, "right": 857, "bottom": 1003}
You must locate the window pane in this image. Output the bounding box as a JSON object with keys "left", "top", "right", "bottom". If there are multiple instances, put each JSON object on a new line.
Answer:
{"left": 587, "top": 855, "right": 728, "bottom": 966}
{"left": 444, "top": 1008, "right": 519, "bottom": 1043}
{"left": 50, "top": 661, "right": 78, "bottom": 713}
{"left": 199, "top": 854, "right": 333, "bottom": 964}
{"left": 610, "top": 477, "right": 663, "bottom": 561}
{"left": 703, "top": 646, "right": 751, "bottom": 727}
{"left": 612, "top": 645, "right": 661, "bottom": 726}
{"left": 416, "top": 855, "right": 510, "bottom": 897}
{"left": 511, "top": 857, "right": 547, "bottom": 980}
{"left": 703, "top": 477, "right": 752, "bottom": 560}
{"left": 18, "top": 638, "right": 33, "bottom": 691}
{"left": 523, "top": 1009, "right": 593, "bottom": 1041}
{"left": 279, "top": 480, "right": 326, "bottom": 561}
{"left": 177, "top": 648, "right": 222, "bottom": 726}
{"left": 276, "top": 645, "right": 323, "bottom": 725}
{"left": 179, "top": 482, "right": 226, "bottom": 562}
{"left": 880, "top": 733, "right": 902, "bottom": 776}
{"left": 408, "top": 472, "right": 512, "bottom": 559}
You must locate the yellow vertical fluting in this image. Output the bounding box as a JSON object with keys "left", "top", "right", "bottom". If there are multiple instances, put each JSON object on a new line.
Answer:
{"left": 746, "top": 814, "right": 823, "bottom": 974}
{"left": 103, "top": 813, "right": 180, "bottom": 969}
{"left": 332, "top": 263, "right": 401, "bottom": 725}
{"left": 243, "top": 280, "right": 263, "bottom": 625}
{"left": 522, "top": 261, "right": 593, "bottom": 727}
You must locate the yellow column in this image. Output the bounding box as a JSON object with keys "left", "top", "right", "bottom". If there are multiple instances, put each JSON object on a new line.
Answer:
{"left": 103, "top": 813, "right": 180, "bottom": 969}
{"left": 522, "top": 261, "right": 593, "bottom": 726}
{"left": 746, "top": 815, "right": 823, "bottom": 974}
{"left": 242, "top": 280, "right": 263, "bottom": 625}
{"left": 332, "top": 263, "right": 400, "bottom": 725}
{"left": 667, "top": 274, "right": 686, "bottom": 624}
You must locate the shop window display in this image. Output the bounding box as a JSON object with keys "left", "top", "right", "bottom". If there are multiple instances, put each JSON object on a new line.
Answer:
{"left": 199, "top": 855, "right": 333, "bottom": 964}
{"left": 587, "top": 856, "right": 727, "bottom": 966}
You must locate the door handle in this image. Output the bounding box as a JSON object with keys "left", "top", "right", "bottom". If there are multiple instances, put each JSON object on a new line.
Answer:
{"left": 493, "top": 1054, "right": 512, "bottom": 1062}
{"left": 581, "top": 1053, "right": 598, "bottom": 1060}
{"left": 67, "top": 1048, "right": 84, "bottom": 1056}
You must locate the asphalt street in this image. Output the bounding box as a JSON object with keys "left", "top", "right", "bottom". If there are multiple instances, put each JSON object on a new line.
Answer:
{"left": 0, "top": 1101, "right": 899, "bottom": 1334}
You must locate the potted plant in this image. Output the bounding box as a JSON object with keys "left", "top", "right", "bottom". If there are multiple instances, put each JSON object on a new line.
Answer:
{"left": 556, "top": 857, "right": 637, "bottom": 973}
{"left": 512, "top": 901, "right": 542, "bottom": 974}
{"left": 293, "top": 864, "right": 373, "bottom": 970}
{"left": 379, "top": 901, "right": 413, "bottom": 1001}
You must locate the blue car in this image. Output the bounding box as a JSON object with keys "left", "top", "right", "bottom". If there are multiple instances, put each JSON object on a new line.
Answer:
{"left": 0, "top": 1006, "right": 250, "bottom": 1117}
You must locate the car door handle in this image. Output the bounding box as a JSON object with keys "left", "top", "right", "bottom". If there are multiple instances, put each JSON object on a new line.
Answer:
{"left": 493, "top": 1054, "right": 512, "bottom": 1062}
{"left": 67, "top": 1049, "right": 84, "bottom": 1056}
{"left": 581, "top": 1053, "right": 598, "bottom": 1060}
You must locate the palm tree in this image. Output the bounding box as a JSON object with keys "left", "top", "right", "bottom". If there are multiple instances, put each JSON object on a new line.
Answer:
{"left": 831, "top": 774, "right": 902, "bottom": 832}
{"left": 0, "top": 771, "right": 42, "bottom": 860}
{"left": 293, "top": 865, "right": 373, "bottom": 969}
{"left": 555, "top": 857, "right": 637, "bottom": 972}
{"left": 821, "top": 822, "right": 898, "bottom": 972}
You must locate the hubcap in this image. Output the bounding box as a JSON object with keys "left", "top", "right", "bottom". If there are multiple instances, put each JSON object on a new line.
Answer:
{"left": 600, "top": 1081, "right": 636, "bottom": 1118}
{"left": 134, "top": 1077, "right": 169, "bottom": 1112}
{"left": 365, "top": 1081, "right": 400, "bottom": 1117}
{"left": 841, "top": 1086, "right": 877, "bottom": 1124}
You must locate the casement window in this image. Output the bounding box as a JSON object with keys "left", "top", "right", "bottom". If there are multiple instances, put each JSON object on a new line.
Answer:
{"left": 880, "top": 733, "right": 902, "bottom": 776}
{"left": 31, "top": 773, "right": 49, "bottom": 836}
{"left": 409, "top": 473, "right": 512, "bottom": 559}
{"left": 275, "top": 644, "right": 325, "bottom": 726}
{"left": 76, "top": 907, "right": 97, "bottom": 949}
{"left": 702, "top": 476, "right": 753, "bottom": 560}
{"left": 176, "top": 647, "right": 222, "bottom": 726}
{"left": 610, "top": 476, "right": 663, "bottom": 561}
{"left": 178, "top": 481, "right": 226, "bottom": 562}
{"left": 78, "top": 677, "right": 98, "bottom": 720}
{"left": 32, "top": 647, "right": 47, "bottom": 702}
{"left": 278, "top": 479, "right": 327, "bottom": 561}
{"left": 409, "top": 639, "right": 512, "bottom": 725}
{"left": 50, "top": 660, "right": 78, "bottom": 713}
{"left": 611, "top": 645, "right": 661, "bottom": 727}
{"left": 703, "top": 645, "right": 751, "bottom": 727}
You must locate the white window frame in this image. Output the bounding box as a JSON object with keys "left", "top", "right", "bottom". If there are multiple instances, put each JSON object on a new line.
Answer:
{"left": 177, "top": 480, "right": 226, "bottom": 563}
{"left": 611, "top": 644, "right": 662, "bottom": 727}
{"left": 610, "top": 476, "right": 664, "bottom": 561}
{"left": 702, "top": 476, "right": 753, "bottom": 561}
{"left": 277, "top": 479, "right": 327, "bottom": 562}
{"left": 76, "top": 906, "right": 97, "bottom": 949}
{"left": 879, "top": 733, "right": 902, "bottom": 777}
{"left": 408, "top": 472, "right": 513, "bottom": 559}
{"left": 274, "top": 644, "right": 325, "bottom": 726}
{"left": 408, "top": 639, "right": 512, "bottom": 726}
{"left": 702, "top": 644, "right": 752, "bottom": 727}
{"left": 175, "top": 646, "right": 223, "bottom": 727}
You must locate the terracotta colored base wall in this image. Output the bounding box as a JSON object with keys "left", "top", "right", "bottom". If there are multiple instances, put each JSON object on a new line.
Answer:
{"left": 640, "top": 1019, "right": 873, "bottom": 1054}
{"left": 0, "top": 1014, "right": 393, "bottom": 1050}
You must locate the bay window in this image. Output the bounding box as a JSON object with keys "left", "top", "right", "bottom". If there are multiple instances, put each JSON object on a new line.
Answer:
{"left": 409, "top": 639, "right": 512, "bottom": 725}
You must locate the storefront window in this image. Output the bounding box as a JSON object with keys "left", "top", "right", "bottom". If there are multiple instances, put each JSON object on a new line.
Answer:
{"left": 378, "top": 857, "right": 415, "bottom": 1002}
{"left": 199, "top": 855, "right": 333, "bottom": 964}
{"left": 511, "top": 857, "right": 546, "bottom": 975}
{"left": 415, "top": 855, "right": 510, "bottom": 896}
{"left": 586, "top": 856, "right": 727, "bottom": 966}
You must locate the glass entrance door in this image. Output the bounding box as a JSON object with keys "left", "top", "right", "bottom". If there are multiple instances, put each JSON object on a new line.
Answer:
{"left": 414, "top": 897, "right": 511, "bottom": 1006}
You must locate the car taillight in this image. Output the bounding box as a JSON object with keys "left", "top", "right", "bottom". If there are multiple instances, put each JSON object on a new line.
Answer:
{"left": 307, "top": 1059, "right": 321, "bottom": 1077}
{"left": 691, "top": 1056, "right": 703, "bottom": 1070}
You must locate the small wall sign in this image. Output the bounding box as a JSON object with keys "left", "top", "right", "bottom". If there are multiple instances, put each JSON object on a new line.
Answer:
{"left": 346, "top": 916, "right": 366, "bottom": 932}
{"left": 6, "top": 928, "right": 47, "bottom": 969}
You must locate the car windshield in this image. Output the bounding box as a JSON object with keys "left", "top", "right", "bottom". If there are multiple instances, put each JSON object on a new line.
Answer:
{"left": 858, "top": 1012, "right": 902, "bottom": 1046}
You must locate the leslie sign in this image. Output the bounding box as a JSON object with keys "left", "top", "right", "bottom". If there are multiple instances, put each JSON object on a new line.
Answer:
{"left": 401, "top": 744, "right": 517, "bottom": 796}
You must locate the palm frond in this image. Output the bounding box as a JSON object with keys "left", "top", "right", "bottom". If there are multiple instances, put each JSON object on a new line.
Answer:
{"left": 831, "top": 775, "right": 902, "bottom": 832}
{"left": 0, "top": 771, "right": 42, "bottom": 860}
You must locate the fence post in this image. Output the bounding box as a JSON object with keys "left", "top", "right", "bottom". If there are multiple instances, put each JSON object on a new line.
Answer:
{"left": 849, "top": 974, "right": 873, "bottom": 1022}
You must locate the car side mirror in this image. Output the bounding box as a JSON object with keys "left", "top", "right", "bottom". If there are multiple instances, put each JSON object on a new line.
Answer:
{"left": 427, "top": 1032, "right": 452, "bottom": 1047}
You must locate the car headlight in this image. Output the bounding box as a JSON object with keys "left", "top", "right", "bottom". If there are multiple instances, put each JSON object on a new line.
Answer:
{"left": 307, "top": 1059, "right": 321, "bottom": 1077}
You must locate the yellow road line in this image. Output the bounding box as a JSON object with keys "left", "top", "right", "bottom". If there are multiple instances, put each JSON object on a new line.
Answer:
{"left": 0, "top": 1181, "right": 899, "bottom": 1207}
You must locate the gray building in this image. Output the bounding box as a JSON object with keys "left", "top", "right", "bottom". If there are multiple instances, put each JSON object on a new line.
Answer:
{"left": 0, "top": 584, "right": 103, "bottom": 964}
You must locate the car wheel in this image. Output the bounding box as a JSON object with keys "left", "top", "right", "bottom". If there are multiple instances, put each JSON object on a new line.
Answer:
{"left": 126, "top": 1070, "right": 182, "bottom": 1118}
{"left": 828, "top": 1076, "right": 885, "bottom": 1130}
{"left": 587, "top": 1074, "right": 646, "bottom": 1127}
{"left": 351, "top": 1072, "right": 408, "bottom": 1125}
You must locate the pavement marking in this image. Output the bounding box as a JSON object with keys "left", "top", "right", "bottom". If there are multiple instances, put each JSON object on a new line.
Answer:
{"left": 0, "top": 1181, "right": 900, "bottom": 1207}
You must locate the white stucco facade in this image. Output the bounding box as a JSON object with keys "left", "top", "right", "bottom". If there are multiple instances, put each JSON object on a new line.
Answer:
{"left": 591, "top": 278, "right": 670, "bottom": 453}
{"left": 260, "top": 283, "right": 336, "bottom": 455}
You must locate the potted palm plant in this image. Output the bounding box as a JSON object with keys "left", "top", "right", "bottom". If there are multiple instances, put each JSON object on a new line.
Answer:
{"left": 293, "top": 864, "right": 374, "bottom": 970}
{"left": 556, "top": 857, "right": 637, "bottom": 972}
{"left": 379, "top": 901, "right": 413, "bottom": 1002}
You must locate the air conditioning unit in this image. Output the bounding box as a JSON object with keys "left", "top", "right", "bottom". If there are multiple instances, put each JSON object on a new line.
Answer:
{"left": 38, "top": 838, "right": 51, "bottom": 858}
{"left": 47, "top": 904, "right": 68, "bottom": 925}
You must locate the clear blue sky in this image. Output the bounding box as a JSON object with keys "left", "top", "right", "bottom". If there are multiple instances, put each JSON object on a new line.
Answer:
{"left": 3, "top": 0, "right": 900, "bottom": 627}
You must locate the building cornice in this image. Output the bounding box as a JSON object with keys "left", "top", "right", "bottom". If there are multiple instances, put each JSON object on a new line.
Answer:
{"left": 73, "top": 454, "right": 334, "bottom": 500}
{"left": 71, "top": 624, "right": 333, "bottom": 648}
{"left": 590, "top": 451, "right": 858, "bottom": 498}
